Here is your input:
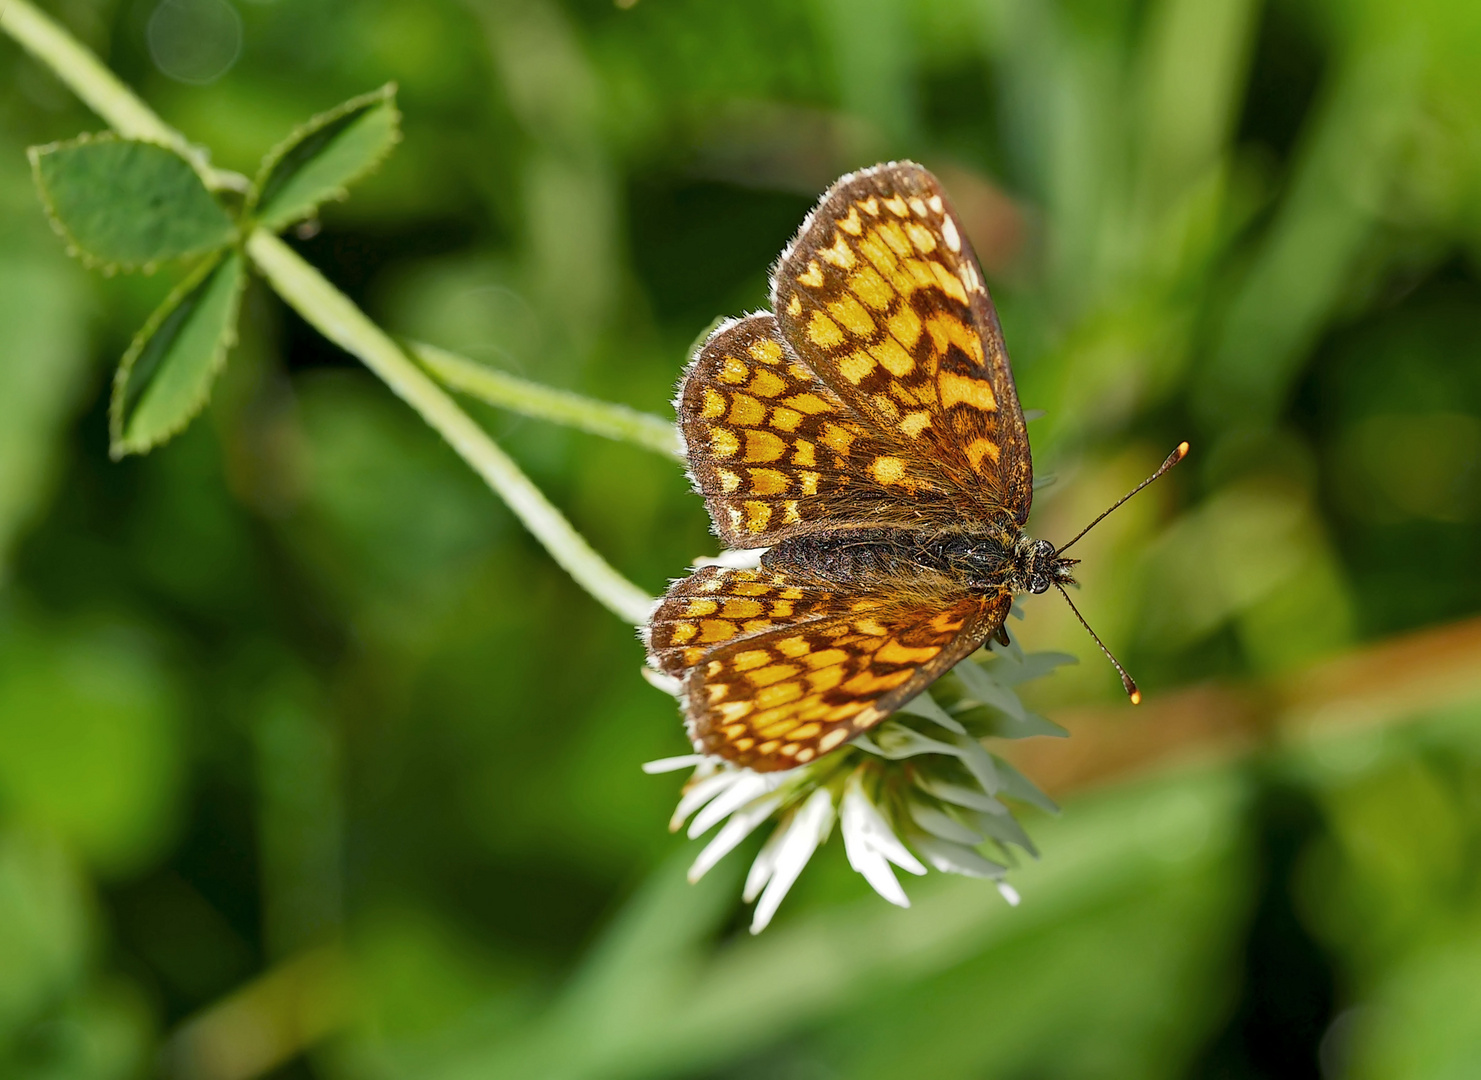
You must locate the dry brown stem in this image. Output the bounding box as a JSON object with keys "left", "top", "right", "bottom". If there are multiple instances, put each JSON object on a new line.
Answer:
{"left": 1001, "top": 615, "right": 1481, "bottom": 797}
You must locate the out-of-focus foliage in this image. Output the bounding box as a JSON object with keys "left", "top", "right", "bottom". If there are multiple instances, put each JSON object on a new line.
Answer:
{"left": 1, "top": 0, "right": 1480, "bottom": 1078}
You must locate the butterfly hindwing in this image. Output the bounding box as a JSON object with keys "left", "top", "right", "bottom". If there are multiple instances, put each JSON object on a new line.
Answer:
{"left": 653, "top": 567, "right": 1011, "bottom": 772}
{"left": 678, "top": 314, "right": 960, "bottom": 547}
{"left": 646, "top": 563, "right": 841, "bottom": 678}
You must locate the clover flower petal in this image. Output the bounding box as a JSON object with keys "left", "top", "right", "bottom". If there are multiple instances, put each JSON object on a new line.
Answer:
{"left": 644, "top": 639, "right": 1073, "bottom": 931}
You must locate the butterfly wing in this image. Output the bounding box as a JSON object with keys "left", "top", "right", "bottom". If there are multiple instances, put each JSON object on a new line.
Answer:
{"left": 655, "top": 162, "right": 1036, "bottom": 770}
{"left": 647, "top": 563, "right": 841, "bottom": 679}
{"left": 678, "top": 314, "right": 961, "bottom": 548}
{"left": 772, "top": 161, "right": 1034, "bottom": 527}
{"left": 647, "top": 564, "right": 1010, "bottom": 772}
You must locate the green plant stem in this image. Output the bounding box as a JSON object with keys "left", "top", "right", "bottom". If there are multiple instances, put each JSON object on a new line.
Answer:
{"left": 414, "top": 342, "right": 683, "bottom": 460}
{"left": 0, "top": 0, "right": 247, "bottom": 191}
{"left": 1, "top": 4, "right": 654, "bottom": 625}
{"left": 247, "top": 231, "right": 653, "bottom": 625}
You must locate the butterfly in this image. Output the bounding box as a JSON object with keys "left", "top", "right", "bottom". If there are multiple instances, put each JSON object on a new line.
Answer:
{"left": 645, "top": 162, "right": 1182, "bottom": 772}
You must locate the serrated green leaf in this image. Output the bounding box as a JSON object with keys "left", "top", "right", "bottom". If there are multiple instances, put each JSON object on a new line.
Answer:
{"left": 249, "top": 84, "right": 401, "bottom": 231}
{"left": 29, "top": 135, "right": 235, "bottom": 269}
{"left": 110, "top": 251, "right": 246, "bottom": 458}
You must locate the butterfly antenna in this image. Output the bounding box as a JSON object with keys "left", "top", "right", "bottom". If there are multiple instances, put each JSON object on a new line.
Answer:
{"left": 1056, "top": 442, "right": 1189, "bottom": 556}
{"left": 1056, "top": 584, "right": 1141, "bottom": 704}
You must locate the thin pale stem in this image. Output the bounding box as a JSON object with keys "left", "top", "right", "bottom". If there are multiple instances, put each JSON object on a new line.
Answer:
{"left": 0, "top": 0, "right": 248, "bottom": 191}
{"left": 0, "top": 5, "right": 653, "bottom": 624}
{"left": 247, "top": 231, "right": 654, "bottom": 625}
{"left": 414, "top": 342, "right": 683, "bottom": 460}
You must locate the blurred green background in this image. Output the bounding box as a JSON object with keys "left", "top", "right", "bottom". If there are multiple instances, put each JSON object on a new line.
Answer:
{"left": 3, "top": 0, "right": 1481, "bottom": 1077}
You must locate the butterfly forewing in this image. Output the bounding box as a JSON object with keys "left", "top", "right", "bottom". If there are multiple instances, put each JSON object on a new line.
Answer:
{"left": 772, "top": 162, "right": 1033, "bottom": 527}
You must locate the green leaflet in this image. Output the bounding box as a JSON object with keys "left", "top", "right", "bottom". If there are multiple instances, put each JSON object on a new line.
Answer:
{"left": 29, "top": 135, "right": 235, "bottom": 269}
{"left": 110, "top": 251, "right": 246, "bottom": 458}
{"left": 249, "top": 84, "right": 401, "bottom": 231}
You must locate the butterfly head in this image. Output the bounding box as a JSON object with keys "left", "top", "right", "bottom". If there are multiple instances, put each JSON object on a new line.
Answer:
{"left": 1011, "top": 536, "right": 1078, "bottom": 595}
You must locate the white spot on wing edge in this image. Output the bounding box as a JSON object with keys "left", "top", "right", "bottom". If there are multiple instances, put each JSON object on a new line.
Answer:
{"left": 941, "top": 215, "right": 961, "bottom": 253}
{"left": 958, "top": 257, "right": 984, "bottom": 295}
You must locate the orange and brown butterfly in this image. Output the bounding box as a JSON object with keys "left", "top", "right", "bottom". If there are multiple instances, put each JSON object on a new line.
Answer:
{"left": 646, "top": 161, "right": 1146, "bottom": 773}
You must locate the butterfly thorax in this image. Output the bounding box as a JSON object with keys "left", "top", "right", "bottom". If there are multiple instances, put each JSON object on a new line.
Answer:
{"left": 760, "top": 528, "right": 1076, "bottom": 597}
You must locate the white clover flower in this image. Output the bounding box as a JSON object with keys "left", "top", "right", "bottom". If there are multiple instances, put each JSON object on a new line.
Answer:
{"left": 644, "top": 634, "right": 1073, "bottom": 932}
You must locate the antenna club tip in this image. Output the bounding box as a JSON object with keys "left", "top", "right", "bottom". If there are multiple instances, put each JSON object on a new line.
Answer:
{"left": 1128, "top": 688, "right": 1142, "bottom": 705}
{"left": 1175, "top": 441, "right": 1190, "bottom": 459}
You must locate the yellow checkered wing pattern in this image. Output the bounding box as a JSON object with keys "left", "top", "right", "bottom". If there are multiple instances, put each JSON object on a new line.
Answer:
{"left": 772, "top": 161, "right": 1033, "bottom": 527}
{"left": 678, "top": 314, "right": 959, "bottom": 547}
{"left": 647, "top": 565, "right": 1011, "bottom": 772}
